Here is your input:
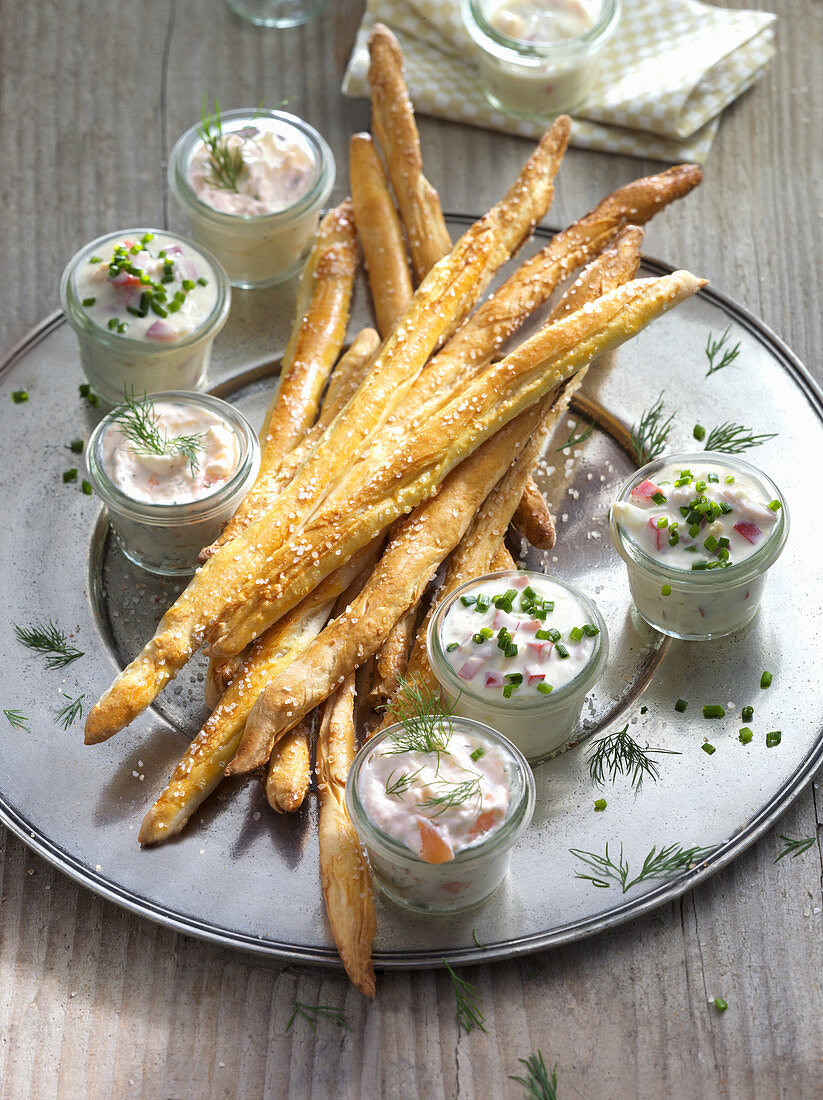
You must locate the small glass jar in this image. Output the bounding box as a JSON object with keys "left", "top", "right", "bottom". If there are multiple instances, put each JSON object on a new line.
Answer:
{"left": 59, "top": 229, "right": 231, "bottom": 406}
{"left": 345, "top": 718, "right": 535, "bottom": 914}
{"left": 427, "top": 570, "right": 609, "bottom": 764}
{"left": 225, "top": 0, "right": 329, "bottom": 26}
{"left": 86, "top": 391, "right": 260, "bottom": 576}
{"left": 461, "top": 0, "right": 620, "bottom": 119}
{"left": 168, "top": 109, "right": 335, "bottom": 289}
{"left": 609, "top": 452, "right": 789, "bottom": 641}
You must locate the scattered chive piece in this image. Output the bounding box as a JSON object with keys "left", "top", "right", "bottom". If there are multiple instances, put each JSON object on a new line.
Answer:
{"left": 702, "top": 743, "right": 716, "bottom": 755}
{"left": 81, "top": 480, "right": 93, "bottom": 495}
{"left": 738, "top": 727, "right": 753, "bottom": 744}
{"left": 594, "top": 798, "right": 607, "bottom": 812}
{"left": 89, "top": 255, "right": 103, "bottom": 263}
{"left": 766, "top": 730, "right": 782, "bottom": 747}
{"left": 536, "top": 683, "right": 553, "bottom": 695}
{"left": 446, "top": 642, "right": 458, "bottom": 652}
{"left": 67, "top": 439, "right": 84, "bottom": 454}
{"left": 475, "top": 594, "right": 491, "bottom": 613}
{"left": 460, "top": 595, "right": 477, "bottom": 607}
{"left": 197, "top": 276, "right": 208, "bottom": 286}
{"left": 693, "top": 424, "right": 706, "bottom": 441}
{"left": 760, "top": 671, "right": 773, "bottom": 689}
{"left": 582, "top": 624, "right": 599, "bottom": 637}
{"left": 675, "top": 698, "right": 688, "bottom": 713}
{"left": 651, "top": 490, "right": 667, "bottom": 505}
{"left": 82, "top": 297, "right": 96, "bottom": 307}
{"left": 741, "top": 705, "right": 753, "bottom": 721}
{"left": 11, "top": 389, "right": 29, "bottom": 404}
{"left": 569, "top": 627, "right": 584, "bottom": 643}
{"left": 713, "top": 997, "right": 728, "bottom": 1012}
{"left": 555, "top": 643, "right": 569, "bottom": 659}
{"left": 768, "top": 499, "right": 782, "bottom": 512}
{"left": 63, "top": 468, "right": 78, "bottom": 483}
{"left": 703, "top": 704, "right": 725, "bottom": 719}
{"left": 661, "top": 584, "right": 672, "bottom": 596}
{"left": 470, "top": 747, "right": 485, "bottom": 762}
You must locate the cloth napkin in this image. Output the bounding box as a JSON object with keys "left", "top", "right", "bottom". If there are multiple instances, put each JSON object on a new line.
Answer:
{"left": 342, "top": 0, "right": 776, "bottom": 163}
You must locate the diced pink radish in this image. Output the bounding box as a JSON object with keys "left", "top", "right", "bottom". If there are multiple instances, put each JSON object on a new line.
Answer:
{"left": 510, "top": 574, "right": 530, "bottom": 590}
{"left": 647, "top": 517, "right": 664, "bottom": 550}
{"left": 110, "top": 270, "right": 142, "bottom": 287}
{"left": 458, "top": 657, "right": 483, "bottom": 682}
{"left": 631, "top": 478, "right": 664, "bottom": 503}
{"left": 164, "top": 245, "right": 183, "bottom": 257}
{"left": 527, "top": 640, "right": 553, "bottom": 661}
{"left": 519, "top": 619, "right": 540, "bottom": 636}
{"left": 146, "top": 319, "right": 179, "bottom": 341}
{"left": 525, "top": 665, "right": 545, "bottom": 686}
{"left": 484, "top": 671, "right": 504, "bottom": 688}
{"left": 493, "top": 610, "right": 519, "bottom": 634}
{"left": 734, "top": 522, "right": 762, "bottom": 545}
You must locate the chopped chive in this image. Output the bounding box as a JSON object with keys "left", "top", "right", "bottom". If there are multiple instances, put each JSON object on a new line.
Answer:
{"left": 713, "top": 997, "right": 728, "bottom": 1012}
{"left": 11, "top": 390, "right": 29, "bottom": 404}
{"left": 661, "top": 584, "right": 672, "bottom": 596}
{"left": 742, "top": 705, "right": 753, "bottom": 722}
{"left": 693, "top": 424, "right": 706, "bottom": 441}
{"left": 702, "top": 743, "right": 716, "bottom": 755}
{"left": 768, "top": 500, "right": 782, "bottom": 512}
{"left": 62, "top": 468, "right": 78, "bottom": 483}
{"left": 535, "top": 629, "right": 552, "bottom": 641}
{"left": 651, "top": 490, "right": 667, "bottom": 504}
{"left": 67, "top": 439, "right": 84, "bottom": 454}
{"left": 472, "top": 633, "right": 486, "bottom": 645}
{"left": 760, "top": 671, "right": 773, "bottom": 689}
{"left": 725, "top": 474, "right": 735, "bottom": 483}
{"left": 503, "top": 684, "right": 514, "bottom": 698}
{"left": 703, "top": 704, "right": 725, "bottom": 719}
{"left": 536, "top": 683, "right": 553, "bottom": 695}
{"left": 675, "top": 699, "right": 688, "bottom": 713}
{"left": 738, "top": 727, "right": 753, "bottom": 744}
{"left": 460, "top": 595, "right": 477, "bottom": 607}
{"left": 569, "top": 627, "right": 584, "bottom": 643}
{"left": 504, "top": 642, "right": 518, "bottom": 659}
{"left": 82, "top": 296, "right": 96, "bottom": 307}
{"left": 505, "top": 673, "right": 523, "bottom": 685}
{"left": 446, "top": 642, "right": 459, "bottom": 652}
{"left": 197, "top": 276, "right": 208, "bottom": 286}
{"left": 582, "top": 624, "right": 599, "bottom": 637}
{"left": 704, "top": 534, "right": 719, "bottom": 553}
{"left": 766, "top": 730, "right": 782, "bottom": 747}
{"left": 81, "top": 480, "right": 93, "bottom": 495}
{"left": 89, "top": 255, "right": 102, "bottom": 263}
{"left": 470, "top": 746, "right": 485, "bottom": 762}
{"left": 594, "top": 798, "right": 607, "bottom": 812}
{"left": 708, "top": 472, "right": 719, "bottom": 483}
{"left": 656, "top": 516, "right": 669, "bottom": 529}
{"left": 555, "top": 643, "right": 569, "bottom": 659}
{"left": 691, "top": 561, "right": 709, "bottom": 571}
{"left": 475, "top": 594, "right": 491, "bottom": 613}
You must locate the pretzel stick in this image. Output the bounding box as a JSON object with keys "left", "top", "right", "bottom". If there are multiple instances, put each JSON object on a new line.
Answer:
{"left": 202, "top": 201, "right": 358, "bottom": 561}
{"left": 265, "top": 717, "right": 312, "bottom": 813}
{"left": 213, "top": 271, "right": 705, "bottom": 663}
{"left": 85, "top": 219, "right": 495, "bottom": 745}
{"left": 367, "top": 22, "right": 452, "bottom": 281}
{"left": 136, "top": 541, "right": 381, "bottom": 845}
{"left": 350, "top": 132, "right": 413, "bottom": 337}
{"left": 317, "top": 672, "right": 376, "bottom": 997}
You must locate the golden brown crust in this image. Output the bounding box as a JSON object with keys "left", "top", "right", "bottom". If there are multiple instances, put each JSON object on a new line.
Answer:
{"left": 367, "top": 605, "right": 416, "bottom": 709}
{"left": 265, "top": 719, "right": 312, "bottom": 813}
{"left": 367, "top": 23, "right": 452, "bottom": 282}
{"left": 316, "top": 674, "right": 377, "bottom": 997}
{"left": 350, "top": 132, "right": 414, "bottom": 337}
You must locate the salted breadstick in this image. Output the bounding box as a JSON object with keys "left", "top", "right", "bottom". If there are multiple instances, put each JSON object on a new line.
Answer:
{"left": 265, "top": 717, "right": 312, "bottom": 813}
{"left": 316, "top": 673, "right": 377, "bottom": 997}
{"left": 136, "top": 541, "right": 380, "bottom": 845}
{"left": 228, "top": 388, "right": 572, "bottom": 774}
{"left": 85, "top": 218, "right": 494, "bottom": 745}
{"left": 512, "top": 480, "right": 557, "bottom": 551}
{"left": 213, "top": 271, "right": 706, "bottom": 663}
{"left": 367, "top": 22, "right": 452, "bottom": 281}
{"left": 367, "top": 605, "right": 416, "bottom": 709}
{"left": 350, "top": 132, "right": 413, "bottom": 337}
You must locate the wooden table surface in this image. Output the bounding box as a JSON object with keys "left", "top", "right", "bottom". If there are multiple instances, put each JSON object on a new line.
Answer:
{"left": 2, "top": 1, "right": 822, "bottom": 1096}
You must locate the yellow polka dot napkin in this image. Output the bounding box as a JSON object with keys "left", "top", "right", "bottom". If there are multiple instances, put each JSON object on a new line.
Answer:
{"left": 342, "top": 0, "right": 776, "bottom": 163}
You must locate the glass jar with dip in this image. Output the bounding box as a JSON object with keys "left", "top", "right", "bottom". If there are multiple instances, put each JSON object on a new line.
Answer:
{"left": 86, "top": 390, "right": 260, "bottom": 577}
{"left": 427, "top": 570, "right": 609, "bottom": 764}
{"left": 168, "top": 108, "right": 335, "bottom": 289}
{"left": 461, "top": 0, "right": 620, "bottom": 120}
{"left": 609, "top": 452, "right": 789, "bottom": 641}
{"left": 60, "top": 229, "right": 231, "bottom": 406}
{"left": 345, "top": 716, "right": 534, "bottom": 914}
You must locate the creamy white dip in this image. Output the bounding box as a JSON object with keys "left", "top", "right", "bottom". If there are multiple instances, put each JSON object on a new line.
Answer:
{"left": 190, "top": 125, "right": 316, "bottom": 217}
{"left": 101, "top": 400, "right": 240, "bottom": 505}
{"left": 440, "top": 572, "right": 598, "bottom": 700}
{"left": 357, "top": 724, "right": 511, "bottom": 864}
{"left": 74, "top": 233, "right": 218, "bottom": 343}
{"left": 490, "top": 0, "right": 594, "bottom": 43}
{"left": 611, "top": 461, "right": 781, "bottom": 572}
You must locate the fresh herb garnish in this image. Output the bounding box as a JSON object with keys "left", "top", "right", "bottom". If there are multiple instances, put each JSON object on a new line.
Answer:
{"left": 705, "top": 326, "right": 741, "bottom": 376}
{"left": 556, "top": 418, "right": 595, "bottom": 452}
{"left": 443, "top": 960, "right": 487, "bottom": 1034}
{"left": 712, "top": 997, "right": 729, "bottom": 1012}
{"left": 586, "top": 724, "right": 680, "bottom": 794}
{"left": 702, "top": 421, "right": 777, "bottom": 454}
{"left": 11, "top": 390, "right": 29, "bottom": 404}
{"left": 78, "top": 382, "right": 101, "bottom": 407}
{"left": 570, "top": 841, "right": 712, "bottom": 893}
{"left": 382, "top": 676, "right": 453, "bottom": 755}
{"left": 113, "top": 392, "right": 205, "bottom": 475}
{"left": 420, "top": 776, "right": 483, "bottom": 815}
{"left": 197, "top": 98, "right": 246, "bottom": 193}
{"left": 510, "top": 1051, "right": 558, "bottom": 1100}
{"left": 472, "top": 929, "right": 488, "bottom": 950}
{"left": 630, "top": 392, "right": 674, "bottom": 465}
{"left": 774, "top": 834, "right": 816, "bottom": 863}
{"left": 14, "top": 621, "right": 84, "bottom": 669}
{"left": 285, "top": 1001, "right": 351, "bottom": 1034}
{"left": 4, "top": 709, "right": 30, "bottom": 732}
{"left": 55, "top": 692, "right": 85, "bottom": 730}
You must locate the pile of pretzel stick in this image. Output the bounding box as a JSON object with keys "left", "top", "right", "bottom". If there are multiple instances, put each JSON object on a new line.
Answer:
{"left": 84, "top": 24, "right": 706, "bottom": 995}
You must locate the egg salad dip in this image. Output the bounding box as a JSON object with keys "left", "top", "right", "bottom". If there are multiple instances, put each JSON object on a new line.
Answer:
{"left": 346, "top": 713, "right": 534, "bottom": 913}
{"left": 610, "top": 452, "right": 788, "bottom": 640}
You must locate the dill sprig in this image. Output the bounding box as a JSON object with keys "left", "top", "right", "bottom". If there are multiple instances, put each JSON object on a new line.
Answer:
{"left": 56, "top": 692, "right": 85, "bottom": 730}
{"left": 586, "top": 724, "right": 681, "bottom": 794}
{"left": 114, "top": 392, "right": 205, "bottom": 474}
{"left": 702, "top": 421, "right": 777, "bottom": 454}
{"left": 630, "top": 392, "right": 675, "bottom": 465}
{"left": 510, "top": 1051, "right": 558, "bottom": 1099}
{"left": 285, "top": 1001, "right": 351, "bottom": 1034}
{"left": 14, "top": 621, "right": 84, "bottom": 669}
{"left": 705, "top": 326, "right": 741, "bottom": 376}
{"left": 443, "top": 960, "right": 487, "bottom": 1034}
{"left": 774, "top": 834, "right": 816, "bottom": 863}
{"left": 556, "top": 418, "right": 595, "bottom": 452}
{"left": 384, "top": 765, "right": 424, "bottom": 798}
{"left": 421, "top": 775, "right": 483, "bottom": 815}
{"left": 382, "top": 676, "right": 453, "bottom": 755}
{"left": 4, "top": 709, "right": 30, "bottom": 732}
{"left": 197, "top": 98, "right": 246, "bottom": 193}
{"left": 570, "top": 841, "right": 713, "bottom": 893}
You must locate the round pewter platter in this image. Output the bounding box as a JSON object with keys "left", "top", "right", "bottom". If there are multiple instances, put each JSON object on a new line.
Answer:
{"left": 1, "top": 215, "right": 822, "bottom": 971}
